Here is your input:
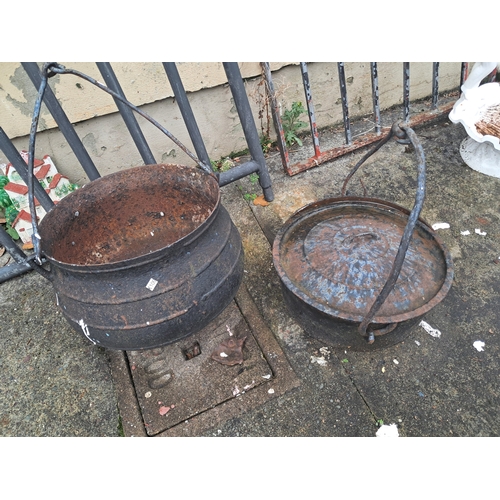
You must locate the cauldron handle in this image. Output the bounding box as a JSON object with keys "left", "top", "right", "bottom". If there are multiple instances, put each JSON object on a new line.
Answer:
{"left": 26, "top": 255, "right": 53, "bottom": 282}
{"left": 342, "top": 122, "right": 427, "bottom": 344}
{"left": 27, "top": 62, "right": 214, "bottom": 266}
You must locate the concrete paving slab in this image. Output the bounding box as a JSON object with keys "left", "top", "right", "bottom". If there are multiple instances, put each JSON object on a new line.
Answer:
{"left": 0, "top": 271, "right": 120, "bottom": 437}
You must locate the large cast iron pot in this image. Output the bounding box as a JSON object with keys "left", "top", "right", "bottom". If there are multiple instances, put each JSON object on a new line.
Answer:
{"left": 25, "top": 63, "right": 244, "bottom": 350}
{"left": 32, "top": 163, "right": 244, "bottom": 350}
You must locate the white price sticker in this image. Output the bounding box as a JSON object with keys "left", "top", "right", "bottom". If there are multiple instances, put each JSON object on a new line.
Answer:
{"left": 146, "top": 278, "right": 158, "bottom": 291}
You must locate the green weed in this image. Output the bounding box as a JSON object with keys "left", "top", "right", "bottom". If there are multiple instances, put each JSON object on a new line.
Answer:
{"left": 249, "top": 173, "right": 259, "bottom": 184}
{"left": 211, "top": 157, "right": 234, "bottom": 172}
{"left": 282, "top": 101, "right": 308, "bottom": 147}
{"left": 244, "top": 193, "right": 257, "bottom": 202}
{"left": 260, "top": 134, "right": 273, "bottom": 154}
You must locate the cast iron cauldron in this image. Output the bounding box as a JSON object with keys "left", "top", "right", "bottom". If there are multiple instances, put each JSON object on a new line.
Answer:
{"left": 33, "top": 163, "right": 243, "bottom": 350}
{"left": 273, "top": 123, "right": 454, "bottom": 350}
{"left": 273, "top": 196, "right": 454, "bottom": 350}
{"left": 25, "top": 63, "right": 244, "bottom": 350}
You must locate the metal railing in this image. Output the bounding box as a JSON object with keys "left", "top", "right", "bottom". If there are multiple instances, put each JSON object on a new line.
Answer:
{"left": 0, "top": 62, "right": 274, "bottom": 283}
{"left": 263, "top": 62, "right": 469, "bottom": 176}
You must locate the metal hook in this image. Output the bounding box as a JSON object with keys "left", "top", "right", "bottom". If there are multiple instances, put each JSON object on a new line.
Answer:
{"left": 42, "top": 62, "right": 61, "bottom": 79}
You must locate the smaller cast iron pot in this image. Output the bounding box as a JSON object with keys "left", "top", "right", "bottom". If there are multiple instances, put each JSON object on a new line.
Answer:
{"left": 273, "top": 197, "right": 454, "bottom": 351}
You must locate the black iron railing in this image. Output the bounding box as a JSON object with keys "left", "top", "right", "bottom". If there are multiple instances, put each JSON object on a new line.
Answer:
{"left": 0, "top": 62, "right": 274, "bottom": 283}
{"left": 263, "top": 62, "right": 469, "bottom": 176}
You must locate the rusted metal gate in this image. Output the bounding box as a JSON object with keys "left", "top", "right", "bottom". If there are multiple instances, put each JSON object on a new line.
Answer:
{"left": 263, "top": 62, "right": 470, "bottom": 176}
{"left": 0, "top": 62, "right": 274, "bottom": 283}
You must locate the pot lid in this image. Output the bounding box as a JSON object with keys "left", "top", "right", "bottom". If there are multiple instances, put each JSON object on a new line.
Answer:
{"left": 273, "top": 197, "right": 454, "bottom": 325}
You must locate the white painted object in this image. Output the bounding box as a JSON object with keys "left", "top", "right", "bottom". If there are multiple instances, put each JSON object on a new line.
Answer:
{"left": 475, "top": 228, "right": 487, "bottom": 236}
{"left": 449, "top": 62, "right": 500, "bottom": 178}
{"left": 376, "top": 424, "right": 399, "bottom": 437}
{"left": 432, "top": 222, "right": 450, "bottom": 230}
{"left": 459, "top": 137, "right": 500, "bottom": 178}
{"left": 11, "top": 206, "right": 47, "bottom": 245}
{"left": 6, "top": 153, "right": 77, "bottom": 243}
{"left": 419, "top": 320, "right": 441, "bottom": 338}
{"left": 473, "top": 341, "right": 485, "bottom": 352}
{"left": 77, "top": 319, "right": 96, "bottom": 345}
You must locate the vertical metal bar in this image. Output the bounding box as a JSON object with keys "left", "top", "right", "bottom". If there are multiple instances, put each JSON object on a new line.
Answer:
{"left": 370, "top": 62, "right": 381, "bottom": 135}
{"left": 21, "top": 62, "right": 101, "bottom": 181}
{"left": 403, "top": 62, "right": 410, "bottom": 122}
{"left": 261, "top": 63, "right": 289, "bottom": 172}
{"left": 96, "top": 62, "right": 156, "bottom": 165}
{"left": 337, "top": 63, "right": 352, "bottom": 145}
{"left": 0, "top": 128, "right": 54, "bottom": 212}
{"left": 460, "top": 62, "right": 469, "bottom": 88}
{"left": 432, "top": 62, "right": 440, "bottom": 109}
{"left": 162, "top": 62, "right": 212, "bottom": 170}
{"left": 222, "top": 62, "right": 274, "bottom": 202}
{"left": 300, "top": 62, "right": 321, "bottom": 158}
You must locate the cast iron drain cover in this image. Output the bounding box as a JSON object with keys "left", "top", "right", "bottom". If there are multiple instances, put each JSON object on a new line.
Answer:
{"left": 128, "top": 302, "right": 271, "bottom": 435}
{"left": 111, "top": 284, "right": 300, "bottom": 436}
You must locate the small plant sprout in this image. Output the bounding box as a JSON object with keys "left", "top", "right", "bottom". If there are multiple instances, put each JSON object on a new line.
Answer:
{"left": 249, "top": 173, "right": 259, "bottom": 184}
{"left": 211, "top": 157, "right": 234, "bottom": 172}
{"left": 282, "top": 101, "right": 308, "bottom": 147}
{"left": 244, "top": 193, "right": 257, "bottom": 202}
{"left": 260, "top": 135, "right": 273, "bottom": 154}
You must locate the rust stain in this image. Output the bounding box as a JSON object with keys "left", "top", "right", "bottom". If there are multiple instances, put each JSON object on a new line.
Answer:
{"left": 286, "top": 103, "right": 455, "bottom": 176}
{"left": 211, "top": 336, "right": 247, "bottom": 365}
{"left": 253, "top": 194, "right": 270, "bottom": 207}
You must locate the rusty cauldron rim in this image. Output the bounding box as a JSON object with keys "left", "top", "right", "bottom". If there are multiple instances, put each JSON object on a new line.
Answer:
{"left": 38, "top": 163, "right": 221, "bottom": 273}
{"left": 272, "top": 195, "right": 454, "bottom": 326}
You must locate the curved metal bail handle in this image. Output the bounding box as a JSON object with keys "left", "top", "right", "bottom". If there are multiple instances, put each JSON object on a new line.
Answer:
{"left": 47, "top": 63, "right": 214, "bottom": 175}
{"left": 27, "top": 62, "right": 53, "bottom": 265}
{"left": 341, "top": 125, "right": 395, "bottom": 196}
{"left": 358, "top": 123, "right": 427, "bottom": 343}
